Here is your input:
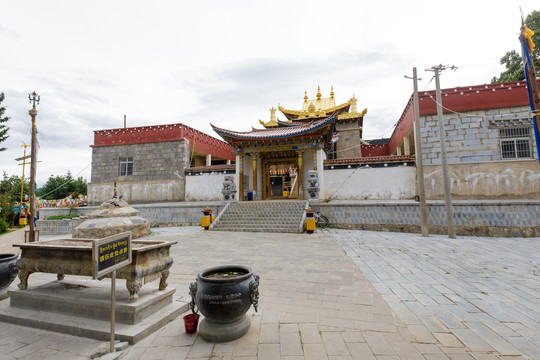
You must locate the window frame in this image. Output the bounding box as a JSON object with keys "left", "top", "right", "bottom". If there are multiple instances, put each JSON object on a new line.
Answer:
{"left": 499, "top": 127, "right": 533, "bottom": 160}
{"left": 119, "top": 157, "right": 133, "bottom": 176}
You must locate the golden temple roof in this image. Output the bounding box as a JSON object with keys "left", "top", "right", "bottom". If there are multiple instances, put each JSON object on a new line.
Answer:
{"left": 279, "top": 86, "right": 367, "bottom": 121}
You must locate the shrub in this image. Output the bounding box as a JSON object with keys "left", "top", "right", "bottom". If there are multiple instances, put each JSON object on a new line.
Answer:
{"left": 0, "top": 219, "right": 8, "bottom": 234}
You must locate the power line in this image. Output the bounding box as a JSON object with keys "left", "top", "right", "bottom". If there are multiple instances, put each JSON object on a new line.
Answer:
{"left": 38, "top": 162, "right": 91, "bottom": 199}
{"left": 425, "top": 92, "right": 537, "bottom": 119}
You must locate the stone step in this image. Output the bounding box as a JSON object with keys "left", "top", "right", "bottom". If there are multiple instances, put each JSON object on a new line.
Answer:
{"left": 210, "top": 201, "right": 308, "bottom": 233}
{"left": 220, "top": 215, "right": 302, "bottom": 219}
{"left": 212, "top": 224, "right": 301, "bottom": 230}
{"left": 222, "top": 213, "right": 302, "bottom": 217}
{"left": 217, "top": 221, "right": 302, "bottom": 225}
{"left": 212, "top": 227, "right": 303, "bottom": 233}
{"left": 219, "top": 214, "right": 303, "bottom": 219}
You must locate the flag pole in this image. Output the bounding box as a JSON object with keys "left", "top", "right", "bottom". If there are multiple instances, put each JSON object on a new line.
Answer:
{"left": 519, "top": 21, "right": 540, "bottom": 162}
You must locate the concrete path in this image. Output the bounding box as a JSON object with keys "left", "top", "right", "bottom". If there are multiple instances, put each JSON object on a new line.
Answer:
{"left": 0, "top": 226, "right": 538, "bottom": 359}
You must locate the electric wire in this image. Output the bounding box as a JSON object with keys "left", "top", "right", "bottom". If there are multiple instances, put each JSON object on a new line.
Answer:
{"left": 37, "top": 162, "right": 91, "bottom": 200}
{"left": 424, "top": 92, "right": 537, "bottom": 119}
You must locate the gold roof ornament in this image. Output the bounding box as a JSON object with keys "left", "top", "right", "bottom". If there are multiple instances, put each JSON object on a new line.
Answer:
{"left": 279, "top": 86, "right": 366, "bottom": 120}
{"left": 258, "top": 107, "right": 279, "bottom": 128}
{"left": 351, "top": 95, "right": 358, "bottom": 113}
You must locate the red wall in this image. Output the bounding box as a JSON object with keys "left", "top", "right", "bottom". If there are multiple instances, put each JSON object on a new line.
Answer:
{"left": 92, "top": 123, "right": 235, "bottom": 161}
{"left": 361, "top": 143, "right": 389, "bottom": 157}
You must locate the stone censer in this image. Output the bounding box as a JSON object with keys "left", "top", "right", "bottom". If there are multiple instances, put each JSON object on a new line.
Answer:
{"left": 189, "top": 265, "right": 259, "bottom": 342}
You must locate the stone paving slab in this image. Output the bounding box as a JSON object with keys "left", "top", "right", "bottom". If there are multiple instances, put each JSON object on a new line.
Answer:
{"left": 332, "top": 229, "right": 540, "bottom": 360}
{"left": 0, "top": 226, "right": 538, "bottom": 359}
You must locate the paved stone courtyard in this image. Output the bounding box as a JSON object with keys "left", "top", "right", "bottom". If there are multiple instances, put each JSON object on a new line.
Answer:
{"left": 0, "top": 227, "right": 538, "bottom": 359}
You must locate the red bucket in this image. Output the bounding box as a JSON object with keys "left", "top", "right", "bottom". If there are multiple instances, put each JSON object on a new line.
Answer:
{"left": 183, "top": 313, "right": 200, "bottom": 334}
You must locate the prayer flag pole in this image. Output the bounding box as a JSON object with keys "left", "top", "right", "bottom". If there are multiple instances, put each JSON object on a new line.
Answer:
{"left": 519, "top": 20, "right": 540, "bottom": 162}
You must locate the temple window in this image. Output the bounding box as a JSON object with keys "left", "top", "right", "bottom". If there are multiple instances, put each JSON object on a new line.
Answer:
{"left": 499, "top": 127, "right": 532, "bottom": 159}
{"left": 119, "top": 157, "right": 133, "bottom": 176}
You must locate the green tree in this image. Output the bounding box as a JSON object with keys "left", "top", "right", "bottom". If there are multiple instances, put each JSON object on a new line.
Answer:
{"left": 0, "top": 92, "right": 9, "bottom": 152}
{"left": 0, "top": 172, "right": 29, "bottom": 228}
{"left": 492, "top": 10, "right": 540, "bottom": 83}
{"left": 0, "top": 172, "right": 29, "bottom": 204}
{"left": 37, "top": 171, "right": 87, "bottom": 200}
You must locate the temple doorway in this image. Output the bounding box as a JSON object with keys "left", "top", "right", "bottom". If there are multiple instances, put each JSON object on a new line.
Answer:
{"left": 265, "top": 162, "right": 298, "bottom": 199}
{"left": 269, "top": 175, "right": 293, "bottom": 197}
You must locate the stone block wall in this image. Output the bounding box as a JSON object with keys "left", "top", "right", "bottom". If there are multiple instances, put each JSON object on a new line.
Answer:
{"left": 420, "top": 105, "right": 536, "bottom": 165}
{"left": 38, "top": 200, "right": 540, "bottom": 237}
{"left": 335, "top": 119, "right": 362, "bottom": 158}
{"left": 91, "top": 140, "right": 189, "bottom": 183}
{"left": 40, "top": 207, "right": 96, "bottom": 218}
{"left": 311, "top": 200, "right": 540, "bottom": 237}
{"left": 36, "top": 218, "right": 86, "bottom": 235}
{"left": 418, "top": 105, "right": 540, "bottom": 199}
{"left": 89, "top": 140, "right": 189, "bottom": 204}
{"left": 134, "top": 202, "right": 228, "bottom": 226}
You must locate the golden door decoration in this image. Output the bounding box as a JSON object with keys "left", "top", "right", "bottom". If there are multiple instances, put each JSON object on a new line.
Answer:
{"left": 267, "top": 164, "right": 298, "bottom": 175}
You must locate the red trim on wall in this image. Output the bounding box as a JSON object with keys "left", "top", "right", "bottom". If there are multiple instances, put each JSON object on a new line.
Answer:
{"left": 325, "top": 155, "right": 414, "bottom": 164}
{"left": 92, "top": 123, "right": 235, "bottom": 161}
{"left": 386, "top": 80, "right": 539, "bottom": 156}
{"left": 360, "top": 143, "right": 389, "bottom": 157}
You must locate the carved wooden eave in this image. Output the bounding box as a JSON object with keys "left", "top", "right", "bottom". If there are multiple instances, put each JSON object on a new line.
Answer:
{"left": 211, "top": 114, "right": 338, "bottom": 153}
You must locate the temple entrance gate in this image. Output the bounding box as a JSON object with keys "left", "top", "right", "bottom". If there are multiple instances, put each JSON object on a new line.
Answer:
{"left": 265, "top": 161, "right": 298, "bottom": 199}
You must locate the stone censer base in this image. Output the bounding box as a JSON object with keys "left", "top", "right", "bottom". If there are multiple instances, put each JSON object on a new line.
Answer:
{"left": 199, "top": 314, "right": 251, "bottom": 343}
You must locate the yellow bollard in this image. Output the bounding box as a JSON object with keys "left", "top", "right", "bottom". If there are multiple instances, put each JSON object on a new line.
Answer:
{"left": 305, "top": 207, "right": 315, "bottom": 233}
{"left": 201, "top": 206, "right": 212, "bottom": 230}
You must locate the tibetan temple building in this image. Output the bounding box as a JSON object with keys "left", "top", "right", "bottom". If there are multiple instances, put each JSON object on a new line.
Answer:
{"left": 212, "top": 87, "right": 367, "bottom": 200}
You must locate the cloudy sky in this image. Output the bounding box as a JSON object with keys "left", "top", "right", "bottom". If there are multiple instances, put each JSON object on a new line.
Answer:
{"left": 0, "top": 0, "right": 537, "bottom": 186}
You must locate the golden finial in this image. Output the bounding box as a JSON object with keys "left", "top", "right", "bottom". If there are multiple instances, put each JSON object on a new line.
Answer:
{"left": 350, "top": 96, "right": 358, "bottom": 113}
{"left": 270, "top": 106, "right": 277, "bottom": 124}
{"left": 316, "top": 85, "right": 321, "bottom": 100}
{"left": 330, "top": 86, "right": 334, "bottom": 98}
{"left": 304, "top": 90, "right": 308, "bottom": 101}
{"left": 259, "top": 107, "right": 279, "bottom": 127}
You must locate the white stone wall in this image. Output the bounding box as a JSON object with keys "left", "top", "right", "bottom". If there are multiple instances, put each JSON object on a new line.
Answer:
{"left": 322, "top": 165, "right": 416, "bottom": 200}
{"left": 88, "top": 179, "right": 184, "bottom": 205}
{"left": 424, "top": 160, "right": 540, "bottom": 199}
{"left": 185, "top": 173, "right": 227, "bottom": 201}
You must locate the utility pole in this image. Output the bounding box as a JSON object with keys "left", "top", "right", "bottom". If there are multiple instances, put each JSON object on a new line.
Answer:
{"left": 28, "top": 92, "right": 40, "bottom": 242}
{"left": 405, "top": 67, "right": 428, "bottom": 236}
{"left": 426, "top": 65, "right": 456, "bottom": 239}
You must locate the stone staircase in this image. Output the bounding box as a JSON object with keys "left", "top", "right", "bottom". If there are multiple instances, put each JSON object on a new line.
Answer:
{"left": 210, "top": 201, "right": 308, "bottom": 233}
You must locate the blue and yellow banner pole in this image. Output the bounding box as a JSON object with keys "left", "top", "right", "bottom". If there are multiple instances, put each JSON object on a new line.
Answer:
{"left": 519, "top": 24, "right": 540, "bottom": 163}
